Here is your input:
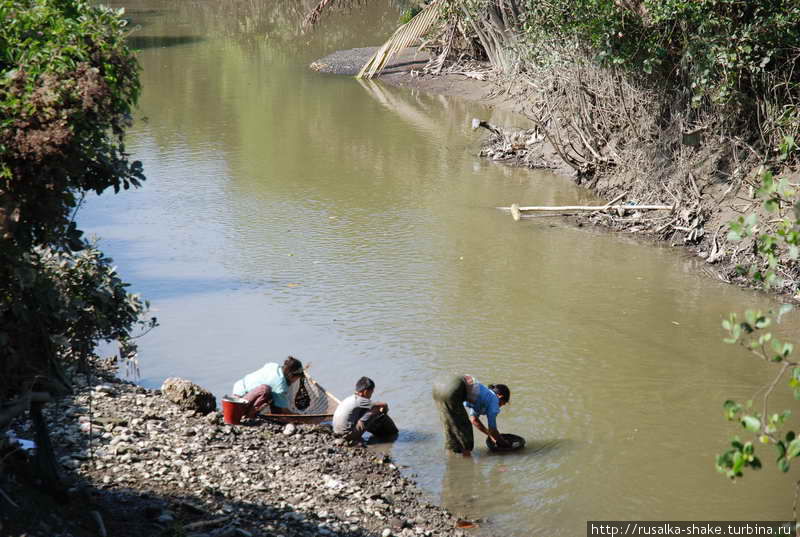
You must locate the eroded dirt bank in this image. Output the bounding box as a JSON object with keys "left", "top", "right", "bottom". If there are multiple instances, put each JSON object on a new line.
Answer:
{"left": 3, "top": 363, "right": 489, "bottom": 537}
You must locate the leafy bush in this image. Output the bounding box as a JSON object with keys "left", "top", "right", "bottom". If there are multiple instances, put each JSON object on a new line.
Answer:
{"left": 522, "top": 1, "right": 800, "bottom": 101}
{"left": 518, "top": 0, "right": 800, "bottom": 158}
{"left": 716, "top": 172, "right": 799, "bottom": 481}
{"left": 37, "top": 245, "right": 157, "bottom": 370}
{"left": 0, "top": 0, "right": 148, "bottom": 402}
{"left": 0, "top": 0, "right": 143, "bottom": 249}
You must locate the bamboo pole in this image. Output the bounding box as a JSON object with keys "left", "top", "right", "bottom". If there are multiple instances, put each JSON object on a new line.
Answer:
{"left": 498, "top": 204, "right": 673, "bottom": 212}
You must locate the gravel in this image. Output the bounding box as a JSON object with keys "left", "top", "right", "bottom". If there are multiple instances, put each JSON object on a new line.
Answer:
{"left": 6, "top": 363, "right": 486, "bottom": 537}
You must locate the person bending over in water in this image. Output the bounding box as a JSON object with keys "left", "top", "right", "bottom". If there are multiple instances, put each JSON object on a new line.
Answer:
{"left": 333, "top": 376, "right": 398, "bottom": 445}
{"left": 433, "top": 374, "right": 510, "bottom": 456}
{"left": 232, "top": 356, "right": 305, "bottom": 418}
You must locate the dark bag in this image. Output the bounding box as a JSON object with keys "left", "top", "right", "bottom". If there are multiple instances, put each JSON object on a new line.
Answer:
{"left": 294, "top": 376, "right": 310, "bottom": 410}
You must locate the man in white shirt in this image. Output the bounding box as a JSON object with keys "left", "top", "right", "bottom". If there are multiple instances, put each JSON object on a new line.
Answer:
{"left": 333, "top": 377, "right": 398, "bottom": 444}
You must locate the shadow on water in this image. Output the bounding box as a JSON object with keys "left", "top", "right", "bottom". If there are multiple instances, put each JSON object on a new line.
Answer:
{"left": 124, "top": 8, "right": 166, "bottom": 16}
{"left": 127, "top": 35, "right": 205, "bottom": 50}
{"left": 379, "top": 58, "right": 429, "bottom": 75}
{"left": 365, "top": 430, "right": 436, "bottom": 447}
{"left": 120, "top": 276, "right": 268, "bottom": 302}
{"left": 390, "top": 430, "right": 437, "bottom": 444}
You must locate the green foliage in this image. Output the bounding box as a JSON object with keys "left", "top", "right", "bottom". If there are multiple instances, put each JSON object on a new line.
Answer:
{"left": 718, "top": 305, "right": 797, "bottom": 479}
{"left": 400, "top": 5, "right": 423, "bottom": 24}
{"left": 727, "top": 171, "right": 800, "bottom": 289}
{"left": 520, "top": 0, "right": 800, "bottom": 110}
{"left": 36, "top": 244, "right": 157, "bottom": 367}
{"left": 718, "top": 171, "right": 800, "bottom": 482}
{"left": 716, "top": 438, "right": 761, "bottom": 479}
{"left": 0, "top": 0, "right": 149, "bottom": 401}
{"left": 0, "top": 0, "right": 143, "bottom": 248}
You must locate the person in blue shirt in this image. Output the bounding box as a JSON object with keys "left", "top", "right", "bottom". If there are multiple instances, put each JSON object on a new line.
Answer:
{"left": 232, "top": 356, "right": 304, "bottom": 418}
{"left": 432, "top": 374, "right": 511, "bottom": 456}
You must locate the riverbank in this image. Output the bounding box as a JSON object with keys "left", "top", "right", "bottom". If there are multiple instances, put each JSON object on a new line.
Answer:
{"left": 3, "top": 362, "right": 488, "bottom": 537}
{"left": 311, "top": 47, "right": 800, "bottom": 302}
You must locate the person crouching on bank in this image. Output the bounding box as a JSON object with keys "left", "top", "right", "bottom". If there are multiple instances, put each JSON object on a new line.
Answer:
{"left": 333, "top": 376, "right": 398, "bottom": 445}
{"left": 232, "top": 356, "right": 305, "bottom": 418}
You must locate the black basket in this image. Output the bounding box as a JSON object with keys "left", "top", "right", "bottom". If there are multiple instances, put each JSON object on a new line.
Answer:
{"left": 486, "top": 433, "right": 526, "bottom": 452}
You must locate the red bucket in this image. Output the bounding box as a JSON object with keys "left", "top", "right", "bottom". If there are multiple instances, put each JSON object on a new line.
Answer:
{"left": 222, "top": 395, "right": 248, "bottom": 425}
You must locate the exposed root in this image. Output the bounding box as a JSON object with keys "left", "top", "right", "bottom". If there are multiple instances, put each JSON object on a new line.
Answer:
{"left": 471, "top": 44, "right": 800, "bottom": 296}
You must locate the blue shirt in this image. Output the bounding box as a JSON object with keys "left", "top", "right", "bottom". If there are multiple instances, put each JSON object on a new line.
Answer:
{"left": 232, "top": 362, "right": 290, "bottom": 408}
{"left": 464, "top": 383, "right": 501, "bottom": 429}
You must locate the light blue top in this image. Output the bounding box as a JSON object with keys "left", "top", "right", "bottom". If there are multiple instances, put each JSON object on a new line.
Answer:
{"left": 464, "top": 383, "right": 501, "bottom": 429}
{"left": 232, "top": 362, "right": 290, "bottom": 408}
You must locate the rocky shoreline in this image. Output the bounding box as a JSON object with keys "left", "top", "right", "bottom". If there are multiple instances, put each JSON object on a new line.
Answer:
{"left": 4, "top": 363, "right": 487, "bottom": 537}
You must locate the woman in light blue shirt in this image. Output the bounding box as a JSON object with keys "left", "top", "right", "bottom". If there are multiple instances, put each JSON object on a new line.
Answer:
{"left": 232, "top": 356, "right": 304, "bottom": 418}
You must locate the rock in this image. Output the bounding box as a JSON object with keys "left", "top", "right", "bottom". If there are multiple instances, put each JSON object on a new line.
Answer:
{"left": 282, "top": 423, "right": 296, "bottom": 436}
{"left": 160, "top": 377, "right": 217, "bottom": 415}
{"left": 382, "top": 529, "right": 393, "bottom": 537}
{"left": 204, "top": 411, "right": 223, "bottom": 425}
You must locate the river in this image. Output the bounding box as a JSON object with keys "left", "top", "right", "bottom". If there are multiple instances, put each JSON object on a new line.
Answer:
{"left": 81, "top": 0, "right": 794, "bottom": 534}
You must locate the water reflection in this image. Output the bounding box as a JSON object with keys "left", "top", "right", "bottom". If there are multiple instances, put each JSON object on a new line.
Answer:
{"left": 127, "top": 35, "right": 205, "bottom": 50}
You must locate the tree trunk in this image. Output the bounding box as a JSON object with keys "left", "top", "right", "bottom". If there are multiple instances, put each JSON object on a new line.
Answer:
{"left": 31, "top": 401, "right": 65, "bottom": 499}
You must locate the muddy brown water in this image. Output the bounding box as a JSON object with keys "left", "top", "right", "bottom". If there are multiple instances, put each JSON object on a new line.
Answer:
{"left": 82, "top": 0, "right": 795, "bottom": 534}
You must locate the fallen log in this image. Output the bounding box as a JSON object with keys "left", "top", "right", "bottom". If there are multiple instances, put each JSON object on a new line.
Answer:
{"left": 498, "top": 204, "right": 673, "bottom": 213}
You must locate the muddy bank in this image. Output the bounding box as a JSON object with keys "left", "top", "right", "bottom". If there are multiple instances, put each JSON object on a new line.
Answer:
{"left": 3, "top": 363, "right": 490, "bottom": 537}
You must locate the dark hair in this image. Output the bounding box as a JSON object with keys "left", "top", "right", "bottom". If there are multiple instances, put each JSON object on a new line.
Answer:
{"left": 283, "top": 356, "right": 304, "bottom": 378}
{"left": 355, "top": 376, "right": 375, "bottom": 393}
{"left": 489, "top": 384, "right": 510, "bottom": 403}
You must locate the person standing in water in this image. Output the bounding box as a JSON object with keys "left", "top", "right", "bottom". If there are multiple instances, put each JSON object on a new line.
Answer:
{"left": 432, "top": 374, "right": 510, "bottom": 456}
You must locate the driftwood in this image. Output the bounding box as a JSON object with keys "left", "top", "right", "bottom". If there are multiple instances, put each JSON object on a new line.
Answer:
{"left": 507, "top": 191, "right": 636, "bottom": 221}
{"left": 499, "top": 204, "right": 673, "bottom": 213}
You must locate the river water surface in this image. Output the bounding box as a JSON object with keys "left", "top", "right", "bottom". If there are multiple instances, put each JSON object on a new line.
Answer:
{"left": 82, "top": 1, "right": 794, "bottom": 534}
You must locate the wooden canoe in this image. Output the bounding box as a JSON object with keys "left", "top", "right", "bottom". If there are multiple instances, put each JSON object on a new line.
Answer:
{"left": 261, "top": 375, "right": 340, "bottom": 424}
